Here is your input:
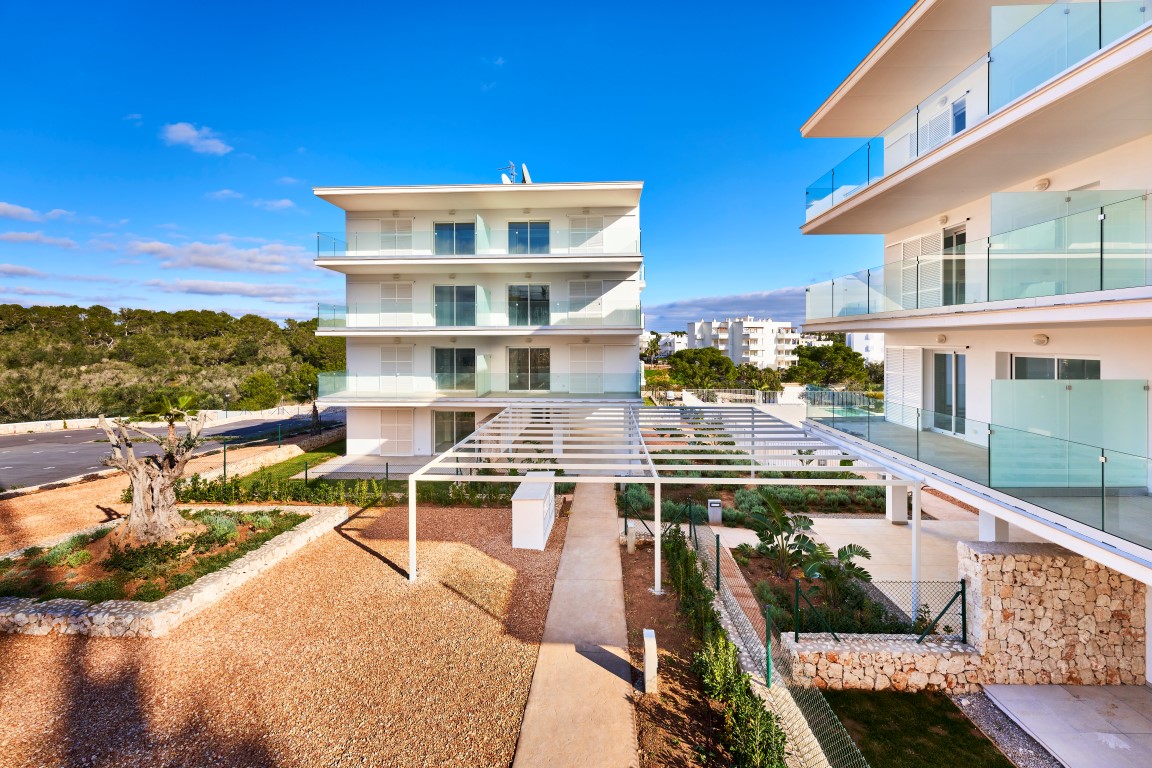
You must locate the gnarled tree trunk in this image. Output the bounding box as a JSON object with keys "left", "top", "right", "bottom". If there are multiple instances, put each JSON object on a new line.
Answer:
{"left": 99, "top": 413, "right": 206, "bottom": 547}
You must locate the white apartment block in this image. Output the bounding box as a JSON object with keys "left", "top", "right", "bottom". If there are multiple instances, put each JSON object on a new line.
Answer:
{"left": 801, "top": 0, "right": 1152, "bottom": 704}
{"left": 313, "top": 180, "right": 644, "bottom": 457}
{"left": 658, "top": 332, "right": 688, "bottom": 357}
{"left": 847, "top": 332, "right": 885, "bottom": 364}
{"left": 687, "top": 316, "right": 801, "bottom": 369}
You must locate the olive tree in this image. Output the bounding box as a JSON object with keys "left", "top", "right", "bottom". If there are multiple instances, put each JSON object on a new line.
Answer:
{"left": 98, "top": 402, "right": 207, "bottom": 546}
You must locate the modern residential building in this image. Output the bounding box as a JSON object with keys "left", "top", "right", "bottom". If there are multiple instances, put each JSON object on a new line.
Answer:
{"left": 847, "top": 332, "right": 885, "bottom": 364}
{"left": 687, "top": 316, "right": 801, "bottom": 369}
{"left": 312, "top": 179, "right": 645, "bottom": 457}
{"left": 657, "top": 331, "right": 688, "bottom": 357}
{"left": 800, "top": 0, "right": 1152, "bottom": 692}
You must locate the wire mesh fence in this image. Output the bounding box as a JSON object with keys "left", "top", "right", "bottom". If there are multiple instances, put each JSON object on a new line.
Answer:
{"left": 788, "top": 579, "right": 967, "bottom": 643}
{"left": 691, "top": 524, "right": 871, "bottom": 768}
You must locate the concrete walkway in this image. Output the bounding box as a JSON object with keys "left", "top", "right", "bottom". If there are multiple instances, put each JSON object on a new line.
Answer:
{"left": 513, "top": 483, "right": 638, "bottom": 768}
{"left": 985, "top": 684, "right": 1152, "bottom": 767}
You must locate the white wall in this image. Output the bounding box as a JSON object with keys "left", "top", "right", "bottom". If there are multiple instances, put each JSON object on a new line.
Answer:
{"left": 345, "top": 405, "right": 504, "bottom": 457}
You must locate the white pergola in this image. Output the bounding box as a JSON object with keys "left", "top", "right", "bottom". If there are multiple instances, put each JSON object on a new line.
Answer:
{"left": 407, "top": 404, "right": 919, "bottom": 593}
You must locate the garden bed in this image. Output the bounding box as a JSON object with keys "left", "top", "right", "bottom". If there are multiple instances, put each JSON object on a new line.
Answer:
{"left": 620, "top": 539, "right": 730, "bottom": 767}
{"left": 0, "top": 505, "right": 347, "bottom": 637}
{"left": 0, "top": 508, "right": 308, "bottom": 603}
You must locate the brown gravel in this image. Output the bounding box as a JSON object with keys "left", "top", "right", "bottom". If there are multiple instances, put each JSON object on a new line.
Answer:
{"left": 0, "top": 504, "right": 567, "bottom": 768}
{"left": 0, "top": 444, "right": 281, "bottom": 554}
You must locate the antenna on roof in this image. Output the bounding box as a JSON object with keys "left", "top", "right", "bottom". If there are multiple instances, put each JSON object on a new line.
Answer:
{"left": 521, "top": 163, "right": 533, "bottom": 184}
{"left": 498, "top": 161, "right": 517, "bottom": 184}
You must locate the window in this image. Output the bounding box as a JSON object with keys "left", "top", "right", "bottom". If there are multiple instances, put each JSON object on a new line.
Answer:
{"left": 434, "top": 348, "right": 476, "bottom": 391}
{"left": 434, "top": 285, "right": 477, "bottom": 326}
{"left": 951, "top": 97, "right": 967, "bottom": 136}
{"left": 1013, "top": 356, "right": 1100, "bottom": 380}
{"left": 509, "top": 221, "right": 550, "bottom": 254}
{"left": 508, "top": 347, "right": 550, "bottom": 391}
{"left": 380, "top": 282, "right": 414, "bottom": 324}
{"left": 434, "top": 411, "right": 475, "bottom": 453}
{"left": 508, "top": 284, "right": 551, "bottom": 326}
{"left": 380, "top": 219, "right": 413, "bottom": 251}
{"left": 434, "top": 222, "right": 475, "bottom": 255}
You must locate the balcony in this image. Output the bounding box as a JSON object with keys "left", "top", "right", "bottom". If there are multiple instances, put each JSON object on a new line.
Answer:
{"left": 806, "top": 192, "right": 1150, "bottom": 321}
{"left": 805, "top": 387, "right": 1152, "bottom": 552}
{"left": 804, "top": 1, "right": 1152, "bottom": 222}
{"left": 318, "top": 300, "right": 643, "bottom": 330}
{"left": 316, "top": 218, "right": 640, "bottom": 259}
{"left": 318, "top": 371, "right": 641, "bottom": 400}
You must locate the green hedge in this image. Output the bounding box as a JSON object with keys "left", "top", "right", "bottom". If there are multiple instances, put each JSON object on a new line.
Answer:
{"left": 663, "top": 527, "right": 788, "bottom": 767}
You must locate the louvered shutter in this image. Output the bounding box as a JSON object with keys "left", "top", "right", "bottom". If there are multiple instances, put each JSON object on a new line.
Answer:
{"left": 884, "top": 347, "right": 922, "bottom": 428}
{"left": 918, "top": 232, "right": 944, "bottom": 309}
{"left": 380, "top": 219, "right": 412, "bottom": 252}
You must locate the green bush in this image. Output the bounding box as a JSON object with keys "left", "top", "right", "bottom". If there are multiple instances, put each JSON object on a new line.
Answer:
{"left": 65, "top": 550, "right": 92, "bottom": 568}
{"left": 822, "top": 490, "right": 852, "bottom": 511}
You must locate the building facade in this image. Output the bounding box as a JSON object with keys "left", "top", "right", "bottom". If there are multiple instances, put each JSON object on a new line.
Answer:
{"left": 687, "top": 316, "right": 801, "bottom": 369}
{"left": 801, "top": 0, "right": 1152, "bottom": 652}
{"left": 846, "top": 332, "right": 885, "bottom": 364}
{"left": 658, "top": 332, "right": 688, "bottom": 357}
{"left": 313, "top": 181, "right": 645, "bottom": 457}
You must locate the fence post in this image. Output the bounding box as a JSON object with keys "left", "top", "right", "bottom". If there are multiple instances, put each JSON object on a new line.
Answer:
{"left": 386, "top": 462, "right": 389, "bottom": 485}
{"left": 223, "top": 443, "right": 227, "bottom": 482}
{"left": 278, "top": 424, "right": 281, "bottom": 447}
{"left": 305, "top": 461, "right": 309, "bottom": 485}
{"left": 764, "top": 607, "right": 772, "bottom": 687}
{"left": 715, "top": 534, "right": 721, "bottom": 590}
{"left": 960, "top": 578, "right": 968, "bottom": 644}
{"left": 794, "top": 579, "right": 800, "bottom": 643}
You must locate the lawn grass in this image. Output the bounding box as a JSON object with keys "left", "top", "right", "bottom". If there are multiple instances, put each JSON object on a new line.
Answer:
{"left": 822, "top": 690, "right": 1013, "bottom": 768}
{"left": 237, "top": 439, "right": 346, "bottom": 487}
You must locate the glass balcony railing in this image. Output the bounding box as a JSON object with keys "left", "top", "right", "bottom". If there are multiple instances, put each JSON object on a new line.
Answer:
{"left": 316, "top": 219, "right": 641, "bottom": 258}
{"left": 318, "top": 370, "right": 641, "bottom": 399}
{"left": 317, "top": 301, "right": 643, "bottom": 329}
{"left": 804, "top": 1, "right": 1151, "bottom": 221}
{"left": 805, "top": 389, "right": 1152, "bottom": 552}
{"left": 806, "top": 193, "right": 1150, "bottom": 320}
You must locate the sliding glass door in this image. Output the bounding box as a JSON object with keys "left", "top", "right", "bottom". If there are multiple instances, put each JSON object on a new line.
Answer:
{"left": 508, "top": 348, "right": 550, "bottom": 391}
{"left": 932, "top": 351, "right": 966, "bottom": 435}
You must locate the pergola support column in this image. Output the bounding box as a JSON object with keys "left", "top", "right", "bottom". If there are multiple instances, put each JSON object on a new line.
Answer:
{"left": 911, "top": 484, "right": 922, "bottom": 612}
{"left": 408, "top": 476, "right": 417, "bottom": 582}
{"left": 653, "top": 481, "right": 663, "bottom": 595}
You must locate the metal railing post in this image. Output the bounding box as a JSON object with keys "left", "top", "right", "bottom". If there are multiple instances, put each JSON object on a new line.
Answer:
{"left": 715, "top": 534, "right": 721, "bottom": 591}
{"left": 794, "top": 579, "right": 801, "bottom": 643}
{"left": 278, "top": 424, "right": 281, "bottom": 448}
{"left": 223, "top": 443, "right": 227, "bottom": 482}
{"left": 961, "top": 578, "right": 968, "bottom": 644}
{"left": 304, "top": 461, "right": 309, "bottom": 485}
{"left": 764, "top": 607, "right": 772, "bottom": 687}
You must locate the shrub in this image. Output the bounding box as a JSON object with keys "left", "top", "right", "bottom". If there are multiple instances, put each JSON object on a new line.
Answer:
{"left": 133, "top": 581, "right": 166, "bottom": 602}
{"left": 65, "top": 550, "right": 92, "bottom": 568}
{"left": 822, "top": 490, "right": 852, "bottom": 511}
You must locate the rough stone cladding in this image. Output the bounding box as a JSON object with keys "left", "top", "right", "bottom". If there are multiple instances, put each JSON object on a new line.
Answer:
{"left": 959, "top": 541, "right": 1147, "bottom": 685}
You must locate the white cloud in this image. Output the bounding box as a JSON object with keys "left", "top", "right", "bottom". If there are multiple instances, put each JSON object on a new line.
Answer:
{"left": 128, "top": 238, "right": 310, "bottom": 273}
{"left": 0, "top": 263, "right": 46, "bottom": 278}
{"left": 123, "top": 113, "right": 143, "bottom": 126}
{"left": 161, "top": 122, "right": 234, "bottom": 155}
{"left": 0, "top": 202, "right": 42, "bottom": 221}
{"left": 206, "top": 188, "right": 243, "bottom": 200}
{"left": 252, "top": 198, "right": 296, "bottom": 211}
{"left": 275, "top": 176, "right": 301, "bottom": 185}
{"left": 644, "top": 287, "right": 808, "bottom": 331}
{"left": 0, "top": 231, "right": 78, "bottom": 248}
{"left": 143, "top": 279, "right": 322, "bottom": 302}
{"left": 0, "top": 285, "right": 75, "bottom": 298}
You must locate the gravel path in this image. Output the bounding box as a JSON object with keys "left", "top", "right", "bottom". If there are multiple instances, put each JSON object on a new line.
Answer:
{"left": 0, "top": 444, "right": 281, "bottom": 554}
{"left": 950, "top": 691, "right": 1063, "bottom": 768}
{"left": 0, "top": 504, "right": 567, "bottom": 768}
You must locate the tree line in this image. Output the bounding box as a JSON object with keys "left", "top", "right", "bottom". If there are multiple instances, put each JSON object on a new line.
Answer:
{"left": 0, "top": 304, "right": 344, "bottom": 422}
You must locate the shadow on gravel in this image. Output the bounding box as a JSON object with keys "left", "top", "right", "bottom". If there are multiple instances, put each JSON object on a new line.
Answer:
{"left": 49, "top": 634, "right": 282, "bottom": 768}
{"left": 335, "top": 506, "right": 409, "bottom": 579}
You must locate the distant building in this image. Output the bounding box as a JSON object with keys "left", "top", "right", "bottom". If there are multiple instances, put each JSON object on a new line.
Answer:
{"left": 687, "top": 316, "right": 801, "bottom": 370}
{"left": 658, "top": 332, "right": 688, "bottom": 357}
{"left": 847, "top": 332, "right": 885, "bottom": 364}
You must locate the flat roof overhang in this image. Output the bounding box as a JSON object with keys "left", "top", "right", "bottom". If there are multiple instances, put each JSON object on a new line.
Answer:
{"left": 803, "top": 0, "right": 1039, "bottom": 138}
{"left": 803, "top": 30, "right": 1152, "bottom": 235}
{"left": 318, "top": 327, "right": 643, "bottom": 337}
{"left": 313, "top": 182, "right": 643, "bottom": 212}
{"left": 313, "top": 255, "right": 643, "bottom": 275}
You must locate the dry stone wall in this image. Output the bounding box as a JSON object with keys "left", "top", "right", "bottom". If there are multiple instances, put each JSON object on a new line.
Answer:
{"left": 959, "top": 541, "right": 1146, "bottom": 685}
{"left": 786, "top": 635, "right": 982, "bottom": 694}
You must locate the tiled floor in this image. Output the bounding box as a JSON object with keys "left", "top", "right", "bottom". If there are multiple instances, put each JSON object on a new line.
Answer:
{"left": 984, "top": 684, "right": 1152, "bottom": 768}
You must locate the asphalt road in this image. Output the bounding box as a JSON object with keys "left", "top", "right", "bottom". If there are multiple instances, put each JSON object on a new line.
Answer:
{"left": 0, "top": 413, "right": 345, "bottom": 491}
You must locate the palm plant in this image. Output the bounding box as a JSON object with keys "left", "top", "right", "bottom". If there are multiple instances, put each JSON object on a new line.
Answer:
{"left": 748, "top": 494, "right": 823, "bottom": 580}
{"left": 807, "top": 543, "right": 873, "bottom": 607}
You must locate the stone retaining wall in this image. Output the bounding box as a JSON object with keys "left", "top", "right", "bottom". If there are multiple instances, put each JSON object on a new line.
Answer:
{"left": 785, "top": 635, "right": 982, "bottom": 694}
{"left": 959, "top": 541, "right": 1147, "bottom": 685}
{"left": 0, "top": 505, "right": 349, "bottom": 638}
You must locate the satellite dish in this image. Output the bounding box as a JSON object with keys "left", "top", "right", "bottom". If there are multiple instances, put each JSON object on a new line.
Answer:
{"left": 521, "top": 163, "right": 533, "bottom": 184}
{"left": 500, "top": 174, "right": 512, "bottom": 185}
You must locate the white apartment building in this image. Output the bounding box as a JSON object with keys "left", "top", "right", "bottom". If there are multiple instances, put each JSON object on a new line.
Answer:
{"left": 801, "top": 0, "right": 1152, "bottom": 700}
{"left": 313, "top": 180, "right": 644, "bottom": 457}
{"left": 687, "top": 316, "right": 801, "bottom": 369}
{"left": 847, "top": 332, "right": 885, "bottom": 364}
{"left": 658, "top": 332, "right": 688, "bottom": 357}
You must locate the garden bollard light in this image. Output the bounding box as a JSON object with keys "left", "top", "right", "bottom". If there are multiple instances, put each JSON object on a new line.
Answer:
{"left": 627, "top": 526, "right": 636, "bottom": 554}
{"left": 643, "top": 629, "right": 658, "bottom": 694}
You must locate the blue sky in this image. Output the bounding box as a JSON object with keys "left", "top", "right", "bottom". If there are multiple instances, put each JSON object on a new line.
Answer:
{"left": 0, "top": 0, "right": 909, "bottom": 330}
